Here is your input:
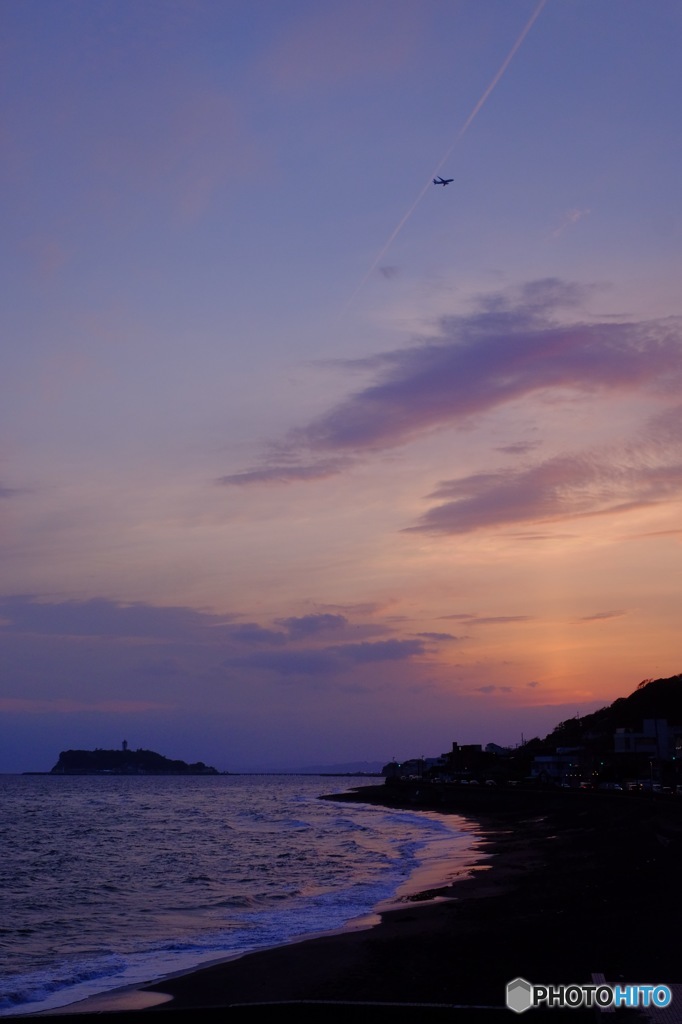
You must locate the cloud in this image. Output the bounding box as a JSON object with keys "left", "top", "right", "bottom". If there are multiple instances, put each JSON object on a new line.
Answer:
{"left": 0, "top": 484, "right": 21, "bottom": 498}
{"left": 228, "top": 614, "right": 389, "bottom": 647}
{"left": 227, "top": 623, "right": 287, "bottom": 645}
{"left": 223, "top": 280, "right": 682, "bottom": 484}
{"left": 411, "top": 457, "right": 599, "bottom": 534}
{"left": 506, "top": 532, "right": 579, "bottom": 542}
{"left": 477, "top": 685, "right": 514, "bottom": 694}
{"left": 0, "top": 595, "right": 233, "bottom": 639}
{"left": 275, "top": 613, "right": 348, "bottom": 639}
{"left": 0, "top": 597, "right": 401, "bottom": 671}
{"left": 415, "top": 631, "right": 461, "bottom": 641}
{"left": 439, "top": 613, "right": 532, "bottom": 626}
{"left": 338, "top": 638, "right": 425, "bottom": 663}
{"left": 409, "top": 421, "right": 682, "bottom": 534}
{"left": 380, "top": 266, "right": 400, "bottom": 280}
{"left": 279, "top": 609, "right": 392, "bottom": 642}
{"left": 315, "top": 601, "right": 389, "bottom": 616}
{"left": 551, "top": 207, "right": 591, "bottom": 238}
{"left": 228, "top": 638, "right": 426, "bottom": 677}
{"left": 574, "top": 610, "right": 627, "bottom": 624}
{"left": 217, "top": 459, "right": 350, "bottom": 487}
{"left": 495, "top": 441, "right": 540, "bottom": 456}
{"left": 298, "top": 292, "right": 680, "bottom": 453}
{"left": 467, "top": 615, "right": 533, "bottom": 626}
{"left": 634, "top": 528, "right": 682, "bottom": 539}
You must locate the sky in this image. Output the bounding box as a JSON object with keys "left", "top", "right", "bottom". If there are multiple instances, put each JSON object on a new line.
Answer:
{"left": 2, "top": 0, "right": 681, "bottom": 773}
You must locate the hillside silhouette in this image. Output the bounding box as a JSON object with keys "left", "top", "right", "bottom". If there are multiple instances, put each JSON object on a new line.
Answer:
{"left": 541, "top": 672, "right": 682, "bottom": 749}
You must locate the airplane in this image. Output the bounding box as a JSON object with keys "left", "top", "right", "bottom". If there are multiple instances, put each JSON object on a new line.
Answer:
{"left": 433, "top": 176, "right": 453, "bottom": 186}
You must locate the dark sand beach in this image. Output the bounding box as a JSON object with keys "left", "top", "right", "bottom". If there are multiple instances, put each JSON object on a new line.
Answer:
{"left": 24, "top": 783, "right": 682, "bottom": 1022}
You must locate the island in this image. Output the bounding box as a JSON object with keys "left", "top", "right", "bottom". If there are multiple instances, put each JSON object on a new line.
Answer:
{"left": 50, "top": 744, "right": 219, "bottom": 775}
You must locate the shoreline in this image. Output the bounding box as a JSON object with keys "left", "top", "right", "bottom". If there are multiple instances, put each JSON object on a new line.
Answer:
{"left": 129, "top": 784, "right": 682, "bottom": 1010}
{"left": 23, "top": 784, "right": 487, "bottom": 1019}
{"left": 17, "top": 782, "right": 682, "bottom": 1020}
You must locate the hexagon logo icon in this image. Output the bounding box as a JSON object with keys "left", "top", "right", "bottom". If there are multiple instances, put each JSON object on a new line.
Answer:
{"left": 506, "top": 977, "right": 533, "bottom": 1014}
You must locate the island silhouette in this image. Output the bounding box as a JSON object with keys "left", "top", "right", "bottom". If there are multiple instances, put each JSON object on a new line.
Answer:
{"left": 50, "top": 745, "right": 219, "bottom": 775}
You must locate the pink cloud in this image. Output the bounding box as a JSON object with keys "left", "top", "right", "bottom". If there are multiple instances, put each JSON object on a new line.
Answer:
{"left": 409, "top": 415, "right": 682, "bottom": 534}
{"left": 223, "top": 280, "right": 682, "bottom": 484}
{"left": 299, "top": 315, "right": 680, "bottom": 453}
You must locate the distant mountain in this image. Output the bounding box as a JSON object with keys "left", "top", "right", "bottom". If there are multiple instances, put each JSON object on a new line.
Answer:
{"left": 51, "top": 747, "right": 219, "bottom": 775}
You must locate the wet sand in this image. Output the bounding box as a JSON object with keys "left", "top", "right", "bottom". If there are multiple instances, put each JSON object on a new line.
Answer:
{"left": 22, "top": 783, "right": 682, "bottom": 1022}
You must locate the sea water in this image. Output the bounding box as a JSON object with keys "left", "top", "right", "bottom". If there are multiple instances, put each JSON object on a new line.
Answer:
{"left": 0, "top": 774, "right": 480, "bottom": 1016}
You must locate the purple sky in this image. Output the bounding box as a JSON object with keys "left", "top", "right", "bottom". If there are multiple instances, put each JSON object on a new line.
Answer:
{"left": 2, "top": 0, "right": 681, "bottom": 771}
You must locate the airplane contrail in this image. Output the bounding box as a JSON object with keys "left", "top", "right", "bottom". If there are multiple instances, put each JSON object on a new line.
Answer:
{"left": 346, "top": 0, "right": 547, "bottom": 308}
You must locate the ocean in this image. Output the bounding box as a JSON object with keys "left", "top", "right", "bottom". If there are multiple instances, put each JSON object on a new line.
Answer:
{"left": 0, "top": 774, "right": 481, "bottom": 1016}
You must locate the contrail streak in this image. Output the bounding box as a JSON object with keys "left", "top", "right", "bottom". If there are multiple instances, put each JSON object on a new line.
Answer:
{"left": 346, "top": 0, "right": 547, "bottom": 308}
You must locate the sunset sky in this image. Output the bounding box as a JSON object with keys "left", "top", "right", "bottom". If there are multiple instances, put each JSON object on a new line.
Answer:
{"left": 2, "top": 0, "right": 681, "bottom": 772}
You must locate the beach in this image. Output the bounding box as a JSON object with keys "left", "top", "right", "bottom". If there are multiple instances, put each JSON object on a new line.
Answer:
{"left": 24, "top": 782, "right": 682, "bottom": 1022}
{"left": 1, "top": 775, "right": 476, "bottom": 1019}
